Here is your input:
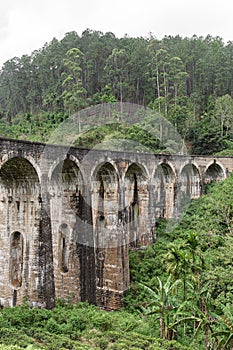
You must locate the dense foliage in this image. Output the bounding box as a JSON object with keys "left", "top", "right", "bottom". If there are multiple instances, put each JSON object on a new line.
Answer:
{"left": 0, "top": 301, "right": 190, "bottom": 349}
{"left": 125, "top": 174, "right": 233, "bottom": 349}
{"left": 1, "top": 29, "right": 233, "bottom": 154}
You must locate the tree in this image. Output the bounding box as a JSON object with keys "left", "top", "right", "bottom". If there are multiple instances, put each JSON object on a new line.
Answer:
{"left": 164, "top": 243, "right": 191, "bottom": 302}
{"left": 140, "top": 275, "right": 181, "bottom": 340}
{"left": 168, "top": 56, "right": 189, "bottom": 105}
{"left": 213, "top": 94, "right": 233, "bottom": 137}
{"left": 147, "top": 40, "right": 170, "bottom": 114}
{"left": 104, "top": 48, "right": 130, "bottom": 107}
{"left": 61, "top": 48, "right": 87, "bottom": 115}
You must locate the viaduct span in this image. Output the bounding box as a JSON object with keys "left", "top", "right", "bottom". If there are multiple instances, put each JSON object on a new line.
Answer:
{"left": 0, "top": 137, "right": 232, "bottom": 309}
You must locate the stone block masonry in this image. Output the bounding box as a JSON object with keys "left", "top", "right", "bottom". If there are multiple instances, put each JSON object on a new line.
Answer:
{"left": 0, "top": 137, "right": 232, "bottom": 309}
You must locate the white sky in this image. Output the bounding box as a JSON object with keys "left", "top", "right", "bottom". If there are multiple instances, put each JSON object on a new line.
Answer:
{"left": 0, "top": 0, "right": 233, "bottom": 68}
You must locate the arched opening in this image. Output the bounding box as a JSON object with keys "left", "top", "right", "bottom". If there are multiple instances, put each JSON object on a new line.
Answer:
{"left": 92, "top": 162, "right": 119, "bottom": 246}
{"left": 58, "top": 224, "right": 69, "bottom": 273}
{"left": 0, "top": 158, "right": 39, "bottom": 295}
{"left": 124, "top": 163, "right": 148, "bottom": 246}
{"left": 0, "top": 157, "right": 40, "bottom": 194}
{"left": 205, "top": 162, "right": 225, "bottom": 184}
{"left": 0, "top": 157, "right": 55, "bottom": 308}
{"left": 50, "top": 159, "right": 82, "bottom": 277}
{"left": 180, "top": 163, "right": 201, "bottom": 199}
{"left": 93, "top": 162, "right": 122, "bottom": 294}
{"left": 50, "top": 159, "right": 84, "bottom": 219}
{"left": 50, "top": 158, "right": 96, "bottom": 305}
{"left": 0, "top": 157, "right": 40, "bottom": 228}
{"left": 10, "top": 231, "right": 24, "bottom": 289}
{"left": 154, "top": 163, "right": 176, "bottom": 219}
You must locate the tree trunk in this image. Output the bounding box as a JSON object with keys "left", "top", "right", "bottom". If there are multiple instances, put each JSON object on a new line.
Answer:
{"left": 160, "top": 308, "right": 166, "bottom": 339}
{"left": 163, "top": 64, "right": 168, "bottom": 115}
{"left": 156, "top": 59, "right": 161, "bottom": 113}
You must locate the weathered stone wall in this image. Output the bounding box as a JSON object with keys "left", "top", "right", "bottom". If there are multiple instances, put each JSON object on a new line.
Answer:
{"left": 0, "top": 137, "right": 232, "bottom": 309}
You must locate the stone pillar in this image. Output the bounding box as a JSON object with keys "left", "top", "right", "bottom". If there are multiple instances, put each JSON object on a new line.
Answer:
{"left": 148, "top": 183, "right": 157, "bottom": 244}
{"left": 76, "top": 186, "right": 96, "bottom": 305}
{"left": 94, "top": 175, "right": 129, "bottom": 310}
{"left": 37, "top": 189, "right": 55, "bottom": 309}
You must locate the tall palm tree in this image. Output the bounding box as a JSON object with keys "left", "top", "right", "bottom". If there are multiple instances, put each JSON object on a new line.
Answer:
{"left": 164, "top": 243, "right": 191, "bottom": 301}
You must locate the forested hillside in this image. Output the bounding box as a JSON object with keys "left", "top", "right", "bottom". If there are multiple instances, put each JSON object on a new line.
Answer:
{"left": 1, "top": 29, "right": 233, "bottom": 154}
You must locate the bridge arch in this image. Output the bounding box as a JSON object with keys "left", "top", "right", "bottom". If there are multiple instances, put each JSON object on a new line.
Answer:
{"left": 50, "top": 158, "right": 84, "bottom": 220}
{"left": 124, "top": 162, "right": 149, "bottom": 246}
{"left": 179, "top": 162, "right": 201, "bottom": 199}
{"left": 122, "top": 161, "right": 150, "bottom": 181}
{"left": 0, "top": 157, "right": 41, "bottom": 306}
{"left": 92, "top": 161, "right": 119, "bottom": 190}
{"left": 152, "top": 160, "right": 177, "bottom": 180}
{"left": 0, "top": 156, "right": 40, "bottom": 197}
{"left": 50, "top": 158, "right": 87, "bottom": 303}
{"left": 154, "top": 162, "right": 176, "bottom": 218}
{"left": 0, "top": 153, "right": 41, "bottom": 182}
{"left": 48, "top": 155, "right": 84, "bottom": 183}
{"left": 204, "top": 161, "right": 226, "bottom": 183}
{"left": 92, "top": 161, "right": 120, "bottom": 245}
{"left": 179, "top": 160, "right": 201, "bottom": 177}
{"left": 91, "top": 160, "right": 120, "bottom": 182}
{"left": 92, "top": 161, "right": 130, "bottom": 300}
{"left": 92, "top": 162, "right": 119, "bottom": 238}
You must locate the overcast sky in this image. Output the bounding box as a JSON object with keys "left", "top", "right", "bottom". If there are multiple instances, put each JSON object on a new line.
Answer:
{"left": 0, "top": 0, "right": 233, "bottom": 68}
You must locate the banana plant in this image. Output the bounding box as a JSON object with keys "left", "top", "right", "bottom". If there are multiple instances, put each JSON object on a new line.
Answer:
{"left": 139, "top": 275, "right": 181, "bottom": 340}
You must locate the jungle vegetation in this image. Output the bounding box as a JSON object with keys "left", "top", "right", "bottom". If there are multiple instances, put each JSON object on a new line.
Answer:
{"left": 1, "top": 29, "right": 233, "bottom": 154}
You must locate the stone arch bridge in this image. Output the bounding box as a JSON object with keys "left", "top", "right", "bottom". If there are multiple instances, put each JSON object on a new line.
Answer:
{"left": 0, "top": 137, "right": 232, "bottom": 310}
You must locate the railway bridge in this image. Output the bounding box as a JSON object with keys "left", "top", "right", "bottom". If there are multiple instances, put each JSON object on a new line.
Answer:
{"left": 0, "top": 137, "right": 232, "bottom": 309}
